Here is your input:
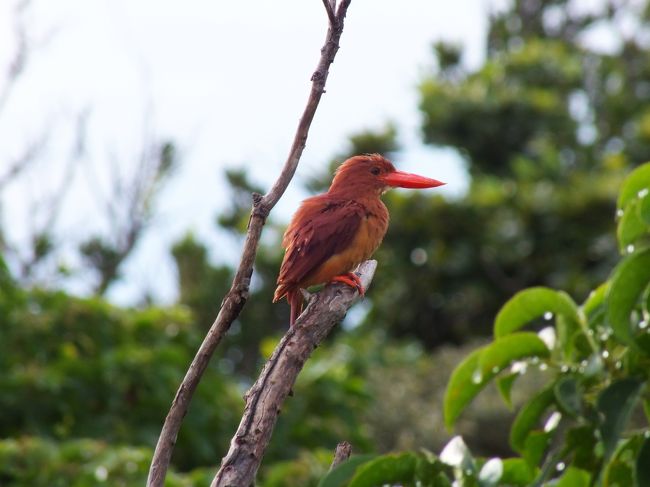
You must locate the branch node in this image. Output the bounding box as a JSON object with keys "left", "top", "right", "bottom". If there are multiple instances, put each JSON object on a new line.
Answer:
{"left": 251, "top": 193, "right": 270, "bottom": 221}
{"left": 311, "top": 70, "right": 324, "bottom": 82}
{"left": 230, "top": 281, "right": 250, "bottom": 302}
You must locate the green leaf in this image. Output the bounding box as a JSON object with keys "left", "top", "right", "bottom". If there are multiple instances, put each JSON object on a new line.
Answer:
{"left": 606, "top": 247, "right": 650, "bottom": 345}
{"left": 494, "top": 287, "right": 579, "bottom": 338}
{"left": 636, "top": 437, "right": 650, "bottom": 487}
{"left": 444, "top": 348, "right": 486, "bottom": 429}
{"left": 565, "top": 426, "right": 599, "bottom": 471}
{"left": 581, "top": 283, "right": 608, "bottom": 341}
{"left": 478, "top": 333, "right": 550, "bottom": 377}
{"left": 617, "top": 162, "right": 650, "bottom": 211}
{"left": 616, "top": 162, "right": 650, "bottom": 252}
{"left": 555, "top": 314, "right": 581, "bottom": 359}
{"left": 318, "top": 455, "right": 375, "bottom": 487}
{"left": 348, "top": 452, "right": 417, "bottom": 487}
{"left": 602, "top": 435, "right": 645, "bottom": 487}
{"left": 414, "top": 455, "right": 450, "bottom": 484}
{"left": 510, "top": 386, "right": 555, "bottom": 453}
{"left": 635, "top": 333, "right": 650, "bottom": 355}
{"left": 445, "top": 334, "right": 550, "bottom": 429}
{"left": 431, "top": 473, "right": 453, "bottom": 486}
{"left": 522, "top": 431, "right": 551, "bottom": 468}
{"left": 617, "top": 198, "right": 648, "bottom": 252}
{"left": 582, "top": 282, "right": 609, "bottom": 319}
{"left": 497, "top": 372, "right": 519, "bottom": 409}
{"left": 555, "top": 467, "right": 591, "bottom": 487}
{"left": 499, "top": 458, "right": 535, "bottom": 486}
{"left": 597, "top": 378, "right": 644, "bottom": 461}
{"left": 640, "top": 190, "right": 650, "bottom": 225}
{"left": 553, "top": 376, "right": 582, "bottom": 418}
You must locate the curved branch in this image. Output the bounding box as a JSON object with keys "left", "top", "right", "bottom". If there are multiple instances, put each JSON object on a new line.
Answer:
{"left": 147, "top": 2, "right": 354, "bottom": 486}
{"left": 212, "top": 261, "right": 377, "bottom": 487}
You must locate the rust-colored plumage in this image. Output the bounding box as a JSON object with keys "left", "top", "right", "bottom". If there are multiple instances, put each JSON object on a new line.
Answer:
{"left": 274, "top": 154, "right": 444, "bottom": 325}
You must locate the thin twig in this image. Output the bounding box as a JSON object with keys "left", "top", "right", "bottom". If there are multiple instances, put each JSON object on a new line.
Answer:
{"left": 0, "top": 0, "right": 30, "bottom": 115}
{"left": 146, "top": 2, "right": 354, "bottom": 486}
{"left": 330, "top": 441, "right": 352, "bottom": 470}
{"left": 0, "top": 137, "right": 45, "bottom": 191}
{"left": 212, "top": 261, "right": 376, "bottom": 487}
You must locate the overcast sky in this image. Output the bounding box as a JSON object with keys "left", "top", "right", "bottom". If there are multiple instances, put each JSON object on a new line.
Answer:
{"left": 0, "top": 0, "right": 488, "bottom": 303}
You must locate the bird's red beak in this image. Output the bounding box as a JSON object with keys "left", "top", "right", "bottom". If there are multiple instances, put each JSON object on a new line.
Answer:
{"left": 383, "top": 170, "right": 445, "bottom": 189}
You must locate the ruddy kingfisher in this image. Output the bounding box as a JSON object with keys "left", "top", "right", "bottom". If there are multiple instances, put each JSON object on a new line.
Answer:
{"left": 273, "top": 154, "right": 445, "bottom": 325}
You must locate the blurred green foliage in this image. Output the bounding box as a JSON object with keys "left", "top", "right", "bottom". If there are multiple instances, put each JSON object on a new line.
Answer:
{"left": 0, "top": 262, "right": 528, "bottom": 485}
{"left": 321, "top": 160, "right": 650, "bottom": 487}
{"left": 374, "top": 0, "right": 650, "bottom": 345}
{"left": 0, "top": 437, "right": 214, "bottom": 487}
{"left": 0, "top": 279, "right": 244, "bottom": 473}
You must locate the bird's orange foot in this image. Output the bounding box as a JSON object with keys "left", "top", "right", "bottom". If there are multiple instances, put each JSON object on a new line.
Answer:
{"left": 330, "top": 272, "right": 365, "bottom": 296}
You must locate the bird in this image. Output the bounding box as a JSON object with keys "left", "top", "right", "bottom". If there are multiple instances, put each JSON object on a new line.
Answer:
{"left": 273, "top": 154, "right": 445, "bottom": 326}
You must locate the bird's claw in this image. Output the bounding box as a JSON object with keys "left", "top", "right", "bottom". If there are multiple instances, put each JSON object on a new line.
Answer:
{"left": 330, "top": 272, "right": 365, "bottom": 297}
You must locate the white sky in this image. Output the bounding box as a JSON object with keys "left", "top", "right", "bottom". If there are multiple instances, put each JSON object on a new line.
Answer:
{"left": 0, "top": 0, "right": 487, "bottom": 304}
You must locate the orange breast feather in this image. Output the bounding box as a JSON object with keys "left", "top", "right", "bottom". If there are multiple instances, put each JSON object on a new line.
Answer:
{"left": 273, "top": 195, "right": 388, "bottom": 302}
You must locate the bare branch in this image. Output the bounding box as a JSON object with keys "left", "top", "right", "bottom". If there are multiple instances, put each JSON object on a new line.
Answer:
{"left": 79, "top": 104, "right": 175, "bottom": 296}
{"left": 40, "top": 110, "right": 88, "bottom": 228}
{"left": 330, "top": 441, "right": 352, "bottom": 470}
{"left": 212, "top": 261, "right": 376, "bottom": 486}
{"left": 147, "top": 2, "right": 354, "bottom": 485}
{"left": 322, "top": 0, "right": 336, "bottom": 25}
{"left": 10, "top": 111, "right": 86, "bottom": 281}
{"left": 0, "top": 138, "right": 45, "bottom": 191}
{"left": 0, "top": 1, "right": 40, "bottom": 190}
{"left": 0, "top": 0, "right": 31, "bottom": 115}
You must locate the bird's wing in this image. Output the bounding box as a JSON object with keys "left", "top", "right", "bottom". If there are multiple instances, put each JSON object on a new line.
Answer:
{"left": 275, "top": 197, "right": 364, "bottom": 296}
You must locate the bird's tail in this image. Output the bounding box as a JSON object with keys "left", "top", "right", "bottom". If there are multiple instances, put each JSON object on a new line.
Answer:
{"left": 272, "top": 284, "right": 287, "bottom": 304}
{"left": 273, "top": 284, "right": 303, "bottom": 326}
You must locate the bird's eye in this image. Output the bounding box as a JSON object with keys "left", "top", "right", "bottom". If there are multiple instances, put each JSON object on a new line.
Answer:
{"left": 370, "top": 167, "right": 381, "bottom": 176}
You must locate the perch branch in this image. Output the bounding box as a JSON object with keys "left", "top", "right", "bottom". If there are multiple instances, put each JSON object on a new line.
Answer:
{"left": 212, "top": 261, "right": 377, "bottom": 487}
{"left": 147, "top": 1, "right": 353, "bottom": 486}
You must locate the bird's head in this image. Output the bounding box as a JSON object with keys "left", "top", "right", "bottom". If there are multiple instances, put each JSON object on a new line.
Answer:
{"left": 329, "top": 154, "right": 445, "bottom": 196}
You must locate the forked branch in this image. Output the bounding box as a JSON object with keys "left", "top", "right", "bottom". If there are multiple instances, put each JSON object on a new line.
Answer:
{"left": 147, "top": 1, "right": 354, "bottom": 485}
